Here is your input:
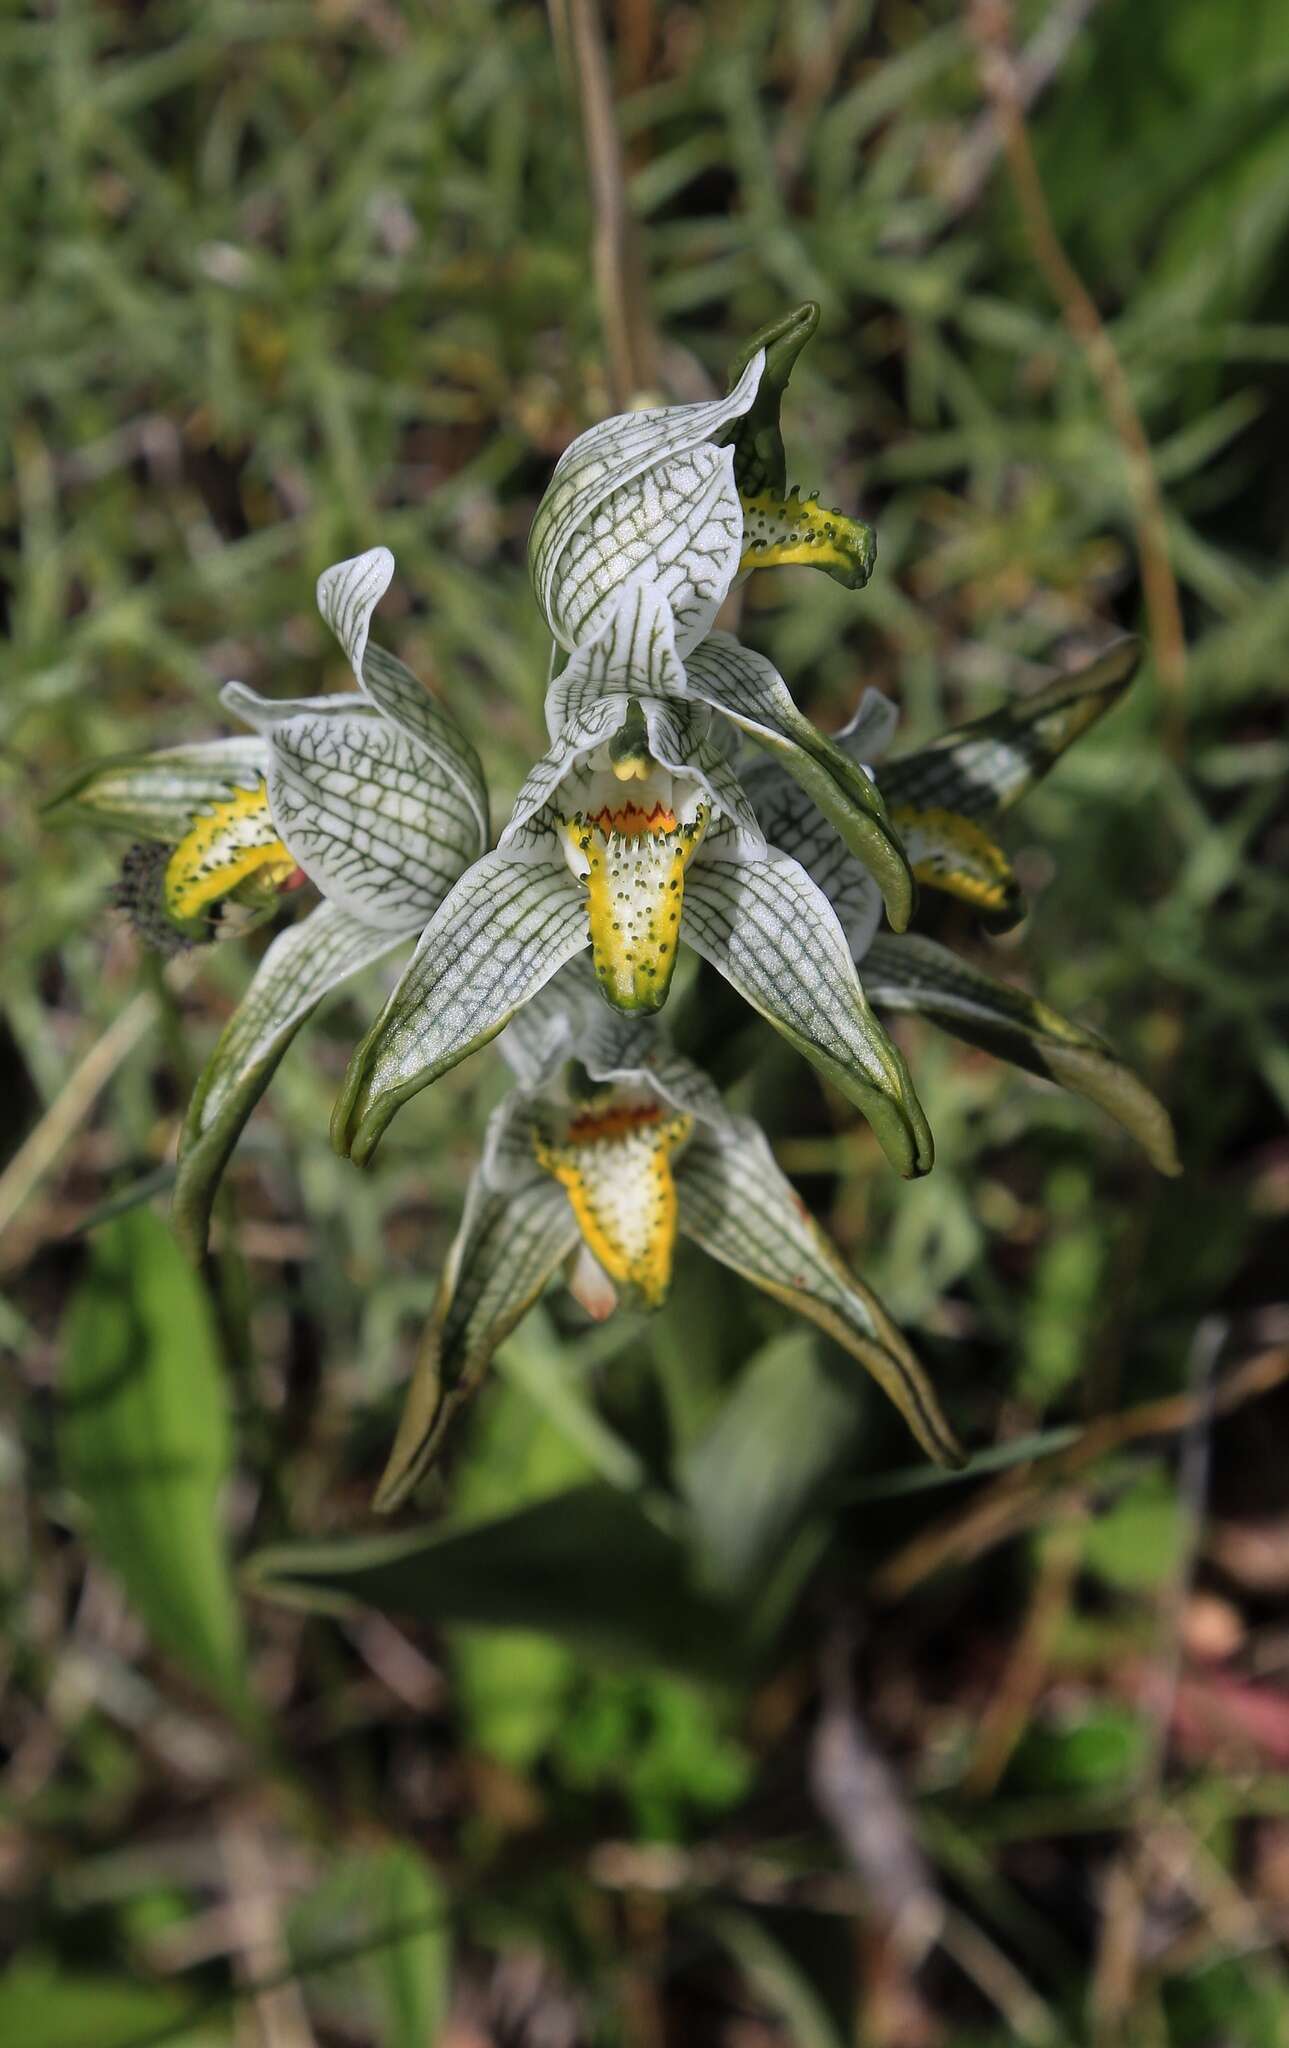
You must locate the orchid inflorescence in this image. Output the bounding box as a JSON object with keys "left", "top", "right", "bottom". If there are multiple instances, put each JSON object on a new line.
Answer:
{"left": 50, "top": 303, "right": 1179, "bottom": 1505}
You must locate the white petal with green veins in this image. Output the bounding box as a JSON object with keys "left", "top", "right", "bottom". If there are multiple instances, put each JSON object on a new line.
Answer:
{"left": 684, "top": 633, "right": 914, "bottom": 932}
{"left": 374, "top": 1178, "right": 580, "bottom": 1511}
{"left": 316, "top": 548, "right": 490, "bottom": 847}
{"left": 529, "top": 353, "right": 764, "bottom": 656}
{"left": 544, "top": 577, "right": 688, "bottom": 740}
{"left": 42, "top": 737, "right": 269, "bottom": 841}
{"left": 173, "top": 901, "right": 408, "bottom": 1258}
{"left": 741, "top": 757, "right": 882, "bottom": 961}
{"left": 682, "top": 847, "right": 934, "bottom": 1180}
{"left": 222, "top": 685, "right": 482, "bottom": 930}
{"left": 333, "top": 850, "right": 591, "bottom": 1165}
{"left": 862, "top": 933, "right": 1181, "bottom": 1176}
{"left": 676, "top": 1119, "right": 963, "bottom": 1469}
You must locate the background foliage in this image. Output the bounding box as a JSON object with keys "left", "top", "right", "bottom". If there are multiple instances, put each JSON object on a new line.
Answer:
{"left": 3, "top": 1, "right": 1287, "bottom": 2041}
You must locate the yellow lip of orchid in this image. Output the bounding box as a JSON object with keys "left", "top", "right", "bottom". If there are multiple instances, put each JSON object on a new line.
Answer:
{"left": 556, "top": 762, "right": 710, "bottom": 1015}
{"left": 533, "top": 1096, "right": 694, "bottom": 1308}
{"left": 163, "top": 781, "right": 302, "bottom": 926}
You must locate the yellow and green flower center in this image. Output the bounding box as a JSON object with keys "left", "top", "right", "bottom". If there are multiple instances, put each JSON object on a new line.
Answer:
{"left": 164, "top": 782, "right": 301, "bottom": 926}
{"left": 739, "top": 486, "right": 876, "bottom": 589}
{"left": 558, "top": 786, "right": 709, "bottom": 1015}
{"left": 534, "top": 1099, "right": 693, "bottom": 1308}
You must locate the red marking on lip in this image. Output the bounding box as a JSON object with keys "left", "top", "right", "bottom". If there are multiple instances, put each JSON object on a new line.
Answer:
{"left": 585, "top": 802, "right": 678, "bottom": 838}
{"left": 278, "top": 867, "right": 310, "bottom": 893}
{"left": 565, "top": 1103, "right": 663, "bottom": 1143}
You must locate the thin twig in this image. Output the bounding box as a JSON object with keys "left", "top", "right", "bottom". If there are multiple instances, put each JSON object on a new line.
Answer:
{"left": 970, "top": 0, "right": 1187, "bottom": 752}
{"left": 552, "top": 0, "right": 658, "bottom": 409}
{"left": 872, "top": 1345, "right": 1289, "bottom": 1603}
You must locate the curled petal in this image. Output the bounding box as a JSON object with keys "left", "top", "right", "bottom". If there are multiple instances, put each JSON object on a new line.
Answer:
{"left": 684, "top": 634, "right": 914, "bottom": 931}
{"left": 862, "top": 933, "right": 1181, "bottom": 1176}
{"left": 683, "top": 848, "right": 934, "bottom": 1179}
{"left": 333, "top": 851, "right": 590, "bottom": 1164}
{"left": 374, "top": 1178, "right": 580, "bottom": 1511}
{"left": 316, "top": 548, "right": 490, "bottom": 847}
{"left": 173, "top": 901, "right": 407, "bottom": 1258}
{"left": 42, "top": 737, "right": 268, "bottom": 841}
{"left": 715, "top": 301, "right": 817, "bottom": 500}
{"left": 543, "top": 578, "right": 688, "bottom": 742}
{"left": 528, "top": 353, "right": 764, "bottom": 655}
{"left": 677, "top": 1120, "right": 963, "bottom": 1468}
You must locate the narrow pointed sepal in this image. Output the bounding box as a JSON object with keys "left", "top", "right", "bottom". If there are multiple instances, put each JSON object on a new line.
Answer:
{"left": 42, "top": 738, "right": 269, "bottom": 841}
{"left": 878, "top": 640, "right": 1142, "bottom": 823}
{"left": 862, "top": 933, "right": 1181, "bottom": 1176}
{"left": 172, "top": 903, "right": 406, "bottom": 1259}
{"left": 683, "top": 849, "right": 934, "bottom": 1178}
{"left": 374, "top": 1179, "right": 579, "bottom": 1512}
{"left": 332, "top": 851, "right": 590, "bottom": 1165}
{"left": 677, "top": 1121, "right": 964, "bottom": 1468}
{"left": 715, "top": 301, "right": 818, "bottom": 499}
{"left": 684, "top": 634, "right": 915, "bottom": 931}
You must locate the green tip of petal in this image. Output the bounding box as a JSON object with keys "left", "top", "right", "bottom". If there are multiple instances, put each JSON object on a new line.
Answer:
{"left": 718, "top": 302, "right": 821, "bottom": 500}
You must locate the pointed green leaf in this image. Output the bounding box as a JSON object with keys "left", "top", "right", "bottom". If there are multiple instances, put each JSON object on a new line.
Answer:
{"left": 877, "top": 640, "right": 1142, "bottom": 822}
{"left": 528, "top": 352, "right": 763, "bottom": 654}
{"left": 683, "top": 849, "right": 934, "bottom": 1179}
{"left": 288, "top": 1846, "right": 451, "bottom": 2048}
{"left": 677, "top": 1122, "right": 962, "bottom": 1468}
{"left": 685, "top": 634, "right": 914, "bottom": 931}
{"left": 173, "top": 902, "right": 406, "bottom": 1259}
{"left": 862, "top": 933, "right": 1181, "bottom": 1175}
{"left": 316, "top": 547, "right": 490, "bottom": 847}
{"left": 57, "top": 1209, "right": 248, "bottom": 1712}
{"left": 373, "top": 1176, "right": 579, "bottom": 1511}
{"left": 247, "top": 1484, "right": 743, "bottom": 1676}
{"left": 42, "top": 736, "right": 268, "bottom": 841}
{"left": 222, "top": 684, "right": 481, "bottom": 930}
{"left": 333, "top": 851, "right": 590, "bottom": 1165}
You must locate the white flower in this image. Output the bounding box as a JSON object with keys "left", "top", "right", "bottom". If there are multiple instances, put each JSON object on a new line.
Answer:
{"left": 373, "top": 967, "right": 962, "bottom": 1510}
{"left": 331, "top": 586, "right": 932, "bottom": 1184}
{"left": 528, "top": 303, "right": 878, "bottom": 660}
{"left": 47, "top": 549, "right": 489, "bottom": 1252}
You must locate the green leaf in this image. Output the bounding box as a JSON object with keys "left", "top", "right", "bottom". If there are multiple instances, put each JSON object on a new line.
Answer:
{"left": 57, "top": 1209, "right": 248, "bottom": 1714}
{"left": 0, "top": 1960, "right": 225, "bottom": 2048}
{"left": 703, "top": 1905, "right": 853, "bottom": 2048}
{"left": 290, "top": 1847, "right": 451, "bottom": 2048}
{"left": 1083, "top": 1467, "right": 1183, "bottom": 1592}
{"left": 862, "top": 933, "right": 1181, "bottom": 1175}
{"left": 679, "top": 1332, "right": 867, "bottom": 1599}
{"left": 247, "top": 1484, "right": 746, "bottom": 1677}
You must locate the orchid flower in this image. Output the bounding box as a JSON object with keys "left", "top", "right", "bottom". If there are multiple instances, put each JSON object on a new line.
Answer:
{"left": 331, "top": 579, "right": 933, "bottom": 1184}
{"left": 46, "top": 549, "right": 489, "bottom": 1253}
{"left": 373, "top": 966, "right": 962, "bottom": 1513}
{"left": 528, "top": 302, "right": 877, "bottom": 669}
{"left": 742, "top": 641, "right": 1181, "bottom": 1175}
